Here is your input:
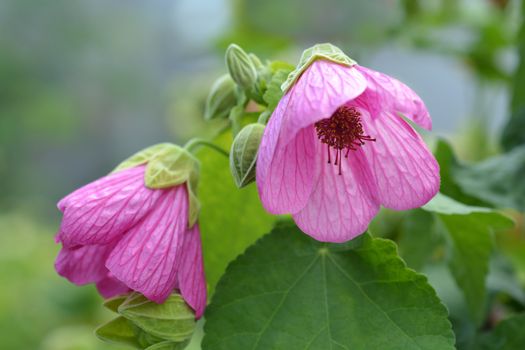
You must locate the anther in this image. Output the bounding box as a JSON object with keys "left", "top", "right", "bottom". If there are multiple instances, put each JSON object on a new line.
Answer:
{"left": 314, "top": 106, "right": 376, "bottom": 175}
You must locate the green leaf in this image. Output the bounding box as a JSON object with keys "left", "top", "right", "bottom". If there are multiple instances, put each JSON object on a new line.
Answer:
{"left": 196, "top": 132, "right": 275, "bottom": 291}
{"left": 397, "top": 209, "right": 442, "bottom": 270}
{"left": 502, "top": 1, "right": 525, "bottom": 150}
{"left": 118, "top": 293, "right": 195, "bottom": 342}
{"left": 423, "top": 193, "right": 514, "bottom": 324}
{"left": 262, "top": 69, "right": 290, "bottom": 110}
{"left": 487, "top": 255, "right": 525, "bottom": 305}
{"left": 423, "top": 264, "right": 476, "bottom": 350}
{"left": 433, "top": 139, "right": 489, "bottom": 207}
{"left": 423, "top": 192, "right": 492, "bottom": 215}
{"left": 282, "top": 43, "right": 356, "bottom": 92}
{"left": 501, "top": 107, "right": 525, "bottom": 151}
{"left": 95, "top": 316, "right": 141, "bottom": 349}
{"left": 202, "top": 222, "right": 455, "bottom": 350}
{"left": 453, "top": 145, "right": 525, "bottom": 212}
{"left": 229, "top": 123, "right": 265, "bottom": 188}
{"left": 474, "top": 314, "right": 525, "bottom": 350}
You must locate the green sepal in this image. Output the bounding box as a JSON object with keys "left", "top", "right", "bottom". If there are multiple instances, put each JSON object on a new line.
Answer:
{"left": 114, "top": 143, "right": 201, "bottom": 227}
{"left": 144, "top": 144, "right": 198, "bottom": 189}
{"left": 113, "top": 143, "right": 174, "bottom": 173}
{"left": 103, "top": 294, "right": 130, "bottom": 313}
{"left": 263, "top": 69, "right": 291, "bottom": 111}
{"left": 145, "top": 340, "right": 190, "bottom": 350}
{"left": 118, "top": 292, "right": 196, "bottom": 343}
{"left": 281, "top": 43, "right": 357, "bottom": 93}
{"left": 229, "top": 123, "right": 265, "bottom": 188}
{"left": 248, "top": 53, "right": 264, "bottom": 71}
{"left": 95, "top": 316, "right": 142, "bottom": 349}
{"left": 204, "top": 74, "right": 237, "bottom": 121}
{"left": 225, "top": 44, "right": 258, "bottom": 92}
{"left": 147, "top": 145, "right": 201, "bottom": 227}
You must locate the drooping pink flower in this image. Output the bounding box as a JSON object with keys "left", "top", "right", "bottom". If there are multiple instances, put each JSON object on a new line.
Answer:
{"left": 55, "top": 165, "right": 207, "bottom": 318}
{"left": 257, "top": 59, "right": 440, "bottom": 243}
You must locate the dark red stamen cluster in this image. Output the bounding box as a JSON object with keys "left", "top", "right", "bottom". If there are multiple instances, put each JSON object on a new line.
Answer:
{"left": 315, "top": 106, "right": 376, "bottom": 175}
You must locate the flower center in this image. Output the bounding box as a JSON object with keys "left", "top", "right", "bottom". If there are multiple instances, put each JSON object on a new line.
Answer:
{"left": 314, "top": 106, "right": 376, "bottom": 175}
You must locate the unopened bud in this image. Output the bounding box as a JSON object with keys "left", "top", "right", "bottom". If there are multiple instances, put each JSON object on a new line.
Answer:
{"left": 204, "top": 74, "right": 237, "bottom": 120}
{"left": 96, "top": 292, "right": 195, "bottom": 350}
{"left": 230, "top": 123, "right": 265, "bottom": 188}
{"left": 118, "top": 293, "right": 196, "bottom": 343}
{"left": 225, "top": 44, "right": 258, "bottom": 91}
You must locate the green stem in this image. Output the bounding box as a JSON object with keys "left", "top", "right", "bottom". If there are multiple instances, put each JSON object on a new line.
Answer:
{"left": 184, "top": 138, "right": 229, "bottom": 158}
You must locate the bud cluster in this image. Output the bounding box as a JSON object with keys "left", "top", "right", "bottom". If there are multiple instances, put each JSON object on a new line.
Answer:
{"left": 203, "top": 43, "right": 294, "bottom": 188}
{"left": 96, "top": 292, "right": 196, "bottom": 350}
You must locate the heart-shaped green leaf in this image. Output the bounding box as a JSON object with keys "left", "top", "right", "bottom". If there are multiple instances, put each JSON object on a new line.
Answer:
{"left": 203, "top": 222, "right": 455, "bottom": 350}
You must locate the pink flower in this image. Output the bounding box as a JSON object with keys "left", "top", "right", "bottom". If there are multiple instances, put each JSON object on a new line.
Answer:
{"left": 55, "top": 165, "right": 207, "bottom": 318}
{"left": 256, "top": 59, "right": 440, "bottom": 242}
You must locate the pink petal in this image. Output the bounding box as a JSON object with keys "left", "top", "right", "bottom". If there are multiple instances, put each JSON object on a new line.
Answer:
{"left": 106, "top": 185, "right": 188, "bottom": 303}
{"left": 359, "top": 108, "right": 440, "bottom": 210}
{"left": 355, "top": 65, "right": 432, "bottom": 130}
{"left": 293, "top": 143, "right": 380, "bottom": 243}
{"left": 257, "top": 60, "right": 366, "bottom": 214}
{"left": 178, "top": 224, "right": 207, "bottom": 319}
{"left": 58, "top": 166, "right": 164, "bottom": 248}
{"left": 96, "top": 274, "right": 130, "bottom": 298}
{"left": 256, "top": 120, "right": 317, "bottom": 214}
{"left": 280, "top": 60, "right": 367, "bottom": 141}
{"left": 55, "top": 244, "right": 112, "bottom": 285}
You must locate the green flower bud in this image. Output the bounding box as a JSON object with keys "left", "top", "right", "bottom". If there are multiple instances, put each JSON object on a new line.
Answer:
{"left": 249, "top": 53, "right": 264, "bottom": 71}
{"left": 204, "top": 74, "right": 237, "bottom": 120}
{"left": 225, "top": 44, "right": 258, "bottom": 91}
{"left": 96, "top": 292, "right": 195, "bottom": 350}
{"left": 118, "top": 293, "right": 196, "bottom": 343}
{"left": 95, "top": 316, "right": 141, "bottom": 348}
{"left": 230, "top": 123, "right": 265, "bottom": 188}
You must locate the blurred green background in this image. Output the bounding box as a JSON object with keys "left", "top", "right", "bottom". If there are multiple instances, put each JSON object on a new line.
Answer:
{"left": 0, "top": 0, "right": 523, "bottom": 349}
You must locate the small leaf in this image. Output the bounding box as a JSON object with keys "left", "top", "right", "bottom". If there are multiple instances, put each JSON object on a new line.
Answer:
{"left": 203, "top": 222, "right": 455, "bottom": 350}
{"left": 262, "top": 69, "right": 291, "bottom": 110}
{"left": 118, "top": 293, "right": 196, "bottom": 342}
{"left": 474, "top": 313, "right": 525, "bottom": 349}
{"left": 281, "top": 43, "right": 356, "bottom": 92}
{"left": 95, "top": 316, "right": 141, "bottom": 348}
{"left": 229, "top": 123, "right": 265, "bottom": 188}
